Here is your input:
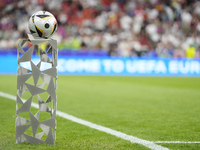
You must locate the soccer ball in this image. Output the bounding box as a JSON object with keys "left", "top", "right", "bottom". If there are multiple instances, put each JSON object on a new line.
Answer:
{"left": 28, "top": 11, "right": 58, "bottom": 38}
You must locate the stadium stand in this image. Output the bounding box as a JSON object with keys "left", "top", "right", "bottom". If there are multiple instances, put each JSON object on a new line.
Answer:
{"left": 0, "top": 0, "right": 200, "bottom": 58}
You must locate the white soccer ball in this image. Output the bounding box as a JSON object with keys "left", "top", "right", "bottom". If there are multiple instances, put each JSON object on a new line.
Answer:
{"left": 28, "top": 11, "right": 58, "bottom": 38}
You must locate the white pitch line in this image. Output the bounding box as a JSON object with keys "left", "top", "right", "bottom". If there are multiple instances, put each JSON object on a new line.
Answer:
{"left": 0, "top": 91, "right": 169, "bottom": 150}
{"left": 153, "top": 141, "right": 200, "bottom": 144}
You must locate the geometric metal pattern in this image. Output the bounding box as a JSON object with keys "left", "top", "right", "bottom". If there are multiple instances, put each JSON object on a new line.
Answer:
{"left": 16, "top": 34, "right": 57, "bottom": 144}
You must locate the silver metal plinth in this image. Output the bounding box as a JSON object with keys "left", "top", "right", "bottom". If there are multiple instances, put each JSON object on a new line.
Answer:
{"left": 16, "top": 34, "right": 57, "bottom": 144}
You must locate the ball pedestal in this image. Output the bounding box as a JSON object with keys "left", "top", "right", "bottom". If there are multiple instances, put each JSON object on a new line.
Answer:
{"left": 16, "top": 34, "right": 57, "bottom": 144}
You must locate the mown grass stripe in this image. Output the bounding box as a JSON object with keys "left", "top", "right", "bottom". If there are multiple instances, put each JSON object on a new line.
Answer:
{"left": 0, "top": 91, "right": 169, "bottom": 150}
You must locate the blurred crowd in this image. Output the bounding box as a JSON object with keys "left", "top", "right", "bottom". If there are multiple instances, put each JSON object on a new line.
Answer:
{"left": 0, "top": 0, "right": 200, "bottom": 58}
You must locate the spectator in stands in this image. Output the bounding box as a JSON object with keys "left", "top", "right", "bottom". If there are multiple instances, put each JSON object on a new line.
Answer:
{"left": 0, "top": 0, "right": 200, "bottom": 59}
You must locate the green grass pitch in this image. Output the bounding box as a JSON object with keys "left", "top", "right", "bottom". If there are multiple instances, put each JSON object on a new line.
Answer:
{"left": 0, "top": 75, "right": 200, "bottom": 150}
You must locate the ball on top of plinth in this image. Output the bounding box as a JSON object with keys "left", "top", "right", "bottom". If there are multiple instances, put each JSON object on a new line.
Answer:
{"left": 28, "top": 11, "right": 58, "bottom": 39}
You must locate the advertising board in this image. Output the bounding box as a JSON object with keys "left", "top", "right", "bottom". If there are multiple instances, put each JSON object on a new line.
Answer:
{"left": 1, "top": 56, "right": 200, "bottom": 76}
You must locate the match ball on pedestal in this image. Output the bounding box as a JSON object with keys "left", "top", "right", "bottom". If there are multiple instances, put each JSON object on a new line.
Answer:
{"left": 28, "top": 11, "right": 58, "bottom": 38}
